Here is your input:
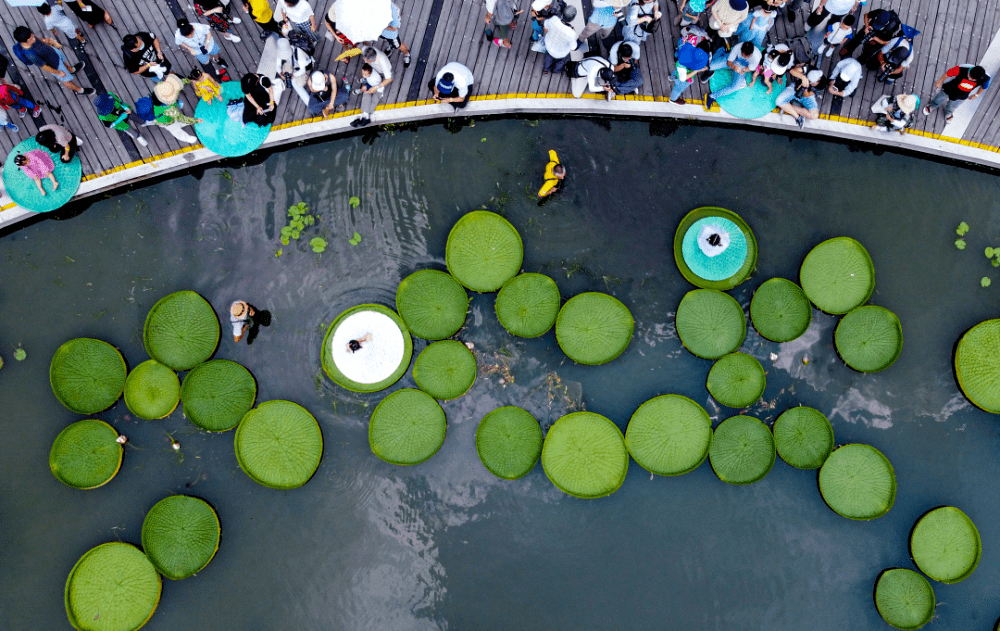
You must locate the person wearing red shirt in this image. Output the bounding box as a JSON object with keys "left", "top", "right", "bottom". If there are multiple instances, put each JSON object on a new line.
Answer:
{"left": 923, "top": 64, "right": 991, "bottom": 123}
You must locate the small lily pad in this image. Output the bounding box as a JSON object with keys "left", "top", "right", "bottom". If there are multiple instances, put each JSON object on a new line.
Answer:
{"left": 982, "top": 277, "right": 991, "bottom": 287}
{"left": 956, "top": 239, "right": 966, "bottom": 250}
{"left": 986, "top": 247, "right": 994, "bottom": 258}
{"left": 956, "top": 221, "right": 969, "bottom": 235}
{"left": 349, "top": 196, "right": 360, "bottom": 208}
{"left": 310, "top": 237, "right": 327, "bottom": 253}
{"left": 349, "top": 231, "right": 362, "bottom": 245}
{"left": 14, "top": 347, "right": 26, "bottom": 361}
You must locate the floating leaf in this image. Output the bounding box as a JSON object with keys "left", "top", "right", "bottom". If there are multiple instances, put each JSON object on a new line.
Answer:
{"left": 280, "top": 236, "right": 289, "bottom": 246}
{"left": 124, "top": 360, "right": 180, "bottom": 420}
{"left": 14, "top": 347, "right": 26, "bottom": 361}
{"left": 291, "top": 230, "right": 300, "bottom": 239}
{"left": 349, "top": 196, "right": 360, "bottom": 208}
{"left": 819, "top": 444, "right": 896, "bottom": 520}
{"left": 141, "top": 495, "right": 221, "bottom": 580}
{"left": 956, "top": 221, "right": 969, "bottom": 235}
{"left": 955, "top": 319, "right": 1000, "bottom": 413}
{"left": 625, "top": 394, "right": 712, "bottom": 476}
{"left": 986, "top": 247, "right": 994, "bottom": 258}
{"left": 875, "top": 568, "right": 935, "bottom": 630}
{"left": 353, "top": 231, "right": 361, "bottom": 242}
{"left": 541, "top": 411, "right": 628, "bottom": 498}
{"left": 235, "top": 400, "right": 323, "bottom": 488}
{"left": 994, "top": 259, "right": 1000, "bottom": 268}
{"left": 280, "top": 226, "right": 292, "bottom": 237}
{"left": 65, "top": 543, "right": 161, "bottom": 631}
{"left": 304, "top": 215, "right": 315, "bottom": 226}
{"left": 800, "top": 237, "right": 875, "bottom": 314}
{"left": 834, "top": 305, "right": 903, "bottom": 373}
{"left": 275, "top": 248, "right": 282, "bottom": 257}
{"left": 910, "top": 506, "right": 982, "bottom": 584}
{"left": 495, "top": 273, "right": 561, "bottom": 338}
{"left": 50, "top": 338, "right": 127, "bottom": 414}
{"left": 955, "top": 239, "right": 966, "bottom": 249}
{"left": 555, "top": 292, "right": 634, "bottom": 365}
{"left": 476, "top": 407, "right": 542, "bottom": 480}
{"left": 413, "top": 340, "right": 477, "bottom": 400}
{"left": 445, "top": 211, "right": 523, "bottom": 292}
{"left": 368, "top": 389, "right": 446, "bottom": 465}
{"left": 49, "top": 420, "right": 123, "bottom": 489}
{"left": 310, "top": 237, "right": 327, "bottom": 253}
{"left": 481, "top": 137, "right": 487, "bottom": 142}
{"left": 181, "top": 359, "right": 256, "bottom": 432}
{"left": 709, "top": 415, "right": 775, "bottom": 485}
{"left": 396, "top": 270, "right": 469, "bottom": 340}
{"left": 143, "top": 291, "right": 220, "bottom": 371}
{"left": 982, "top": 277, "right": 991, "bottom": 287}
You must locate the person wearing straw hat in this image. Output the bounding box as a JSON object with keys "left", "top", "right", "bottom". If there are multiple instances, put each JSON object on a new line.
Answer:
{"left": 93, "top": 92, "right": 149, "bottom": 146}
{"left": 151, "top": 75, "right": 203, "bottom": 127}
{"left": 871, "top": 93, "right": 917, "bottom": 133}
{"left": 708, "top": 0, "right": 748, "bottom": 39}
{"left": 230, "top": 300, "right": 256, "bottom": 342}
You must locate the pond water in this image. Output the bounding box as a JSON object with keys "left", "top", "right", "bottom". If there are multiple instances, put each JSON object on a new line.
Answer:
{"left": 1, "top": 119, "right": 998, "bottom": 631}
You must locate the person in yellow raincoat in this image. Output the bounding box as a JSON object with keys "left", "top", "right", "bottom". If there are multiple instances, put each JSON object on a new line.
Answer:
{"left": 538, "top": 150, "right": 565, "bottom": 197}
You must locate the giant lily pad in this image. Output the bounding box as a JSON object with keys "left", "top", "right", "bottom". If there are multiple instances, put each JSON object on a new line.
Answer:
{"left": 413, "top": 340, "right": 477, "bottom": 400}
{"left": 65, "top": 542, "right": 161, "bottom": 631}
{"left": 555, "top": 292, "right": 634, "bottom": 365}
{"left": 749, "top": 278, "right": 812, "bottom": 342}
{"left": 819, "top": 443, "right": 896, "bottom": 520}
{"left": 673, "top": 207, "right": 758, "bottom": 290}
{"left": 234, "top": 401, "right": 323, "bottom": 489}
{"left": 708, "top": 415, "right": 775, "bottom": 485}
{"left": 395, "top": 270, "right": 469, "bottom": 340}
{"left": 954, "top": 319, "right": 1000, "bottom": 413}
{"left": 495, "top": 273, "right": 561, "bottom": 338}
{"left": 445, "top": 210, "right": 523, "bottom": 292}
{"left": 475, "top": 406, "right": 543, "bottom": 479}
{"left": 141, "top": 495, "right": 221, "bottom": 580}
{"left": 180, "top": 360, "right": 256, "bottom": 432}
{"left": 541, "top": 411, "right": 628, "bottom": 499}
{"left": 50, "top": 338, "right": 127, "bottom": 415}
{"left": 625, "top": 395, "right": 712, "bottom": 476}
{"left": 874, "top": 568, "right": 936, "bottom": 630}
{"left": 772, "top": 406, "right": 833, "bottom": 469}
{"left": 49, "top": 420, "right": 123, "bottom": 490}
{"left": 909, "top": 506, "right": 981, "bottom": 584}
{"left": 369, "top": 389, "right": 447, "bottom": 465}
{"left": 143, "top": 291, "right": 220, "bottom": 371}
{"left": 123, "top": 360, "right": 180, "bottom": 420}
{"left": 706, "top": 352, "right": 766, "bottom": 408}
{"left": 835, "top": 305, "right": 903, "bottom": 372}
{"left": 321, "top": 304, "right": 412, "bottom": 393}
{"left": 675, "top": 289, "right": 746, "bottom": 359}
{"left": 799, "top": 237, "right": 875, "bottom": 314}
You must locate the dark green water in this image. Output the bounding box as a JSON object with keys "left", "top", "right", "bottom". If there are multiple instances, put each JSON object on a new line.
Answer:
{"left": 1, "top": 119, "right": 998, "bottom": 631}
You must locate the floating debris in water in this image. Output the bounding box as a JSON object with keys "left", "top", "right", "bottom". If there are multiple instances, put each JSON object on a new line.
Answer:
{"left": 116, "top": 435, "right": 128, "bottom": 445}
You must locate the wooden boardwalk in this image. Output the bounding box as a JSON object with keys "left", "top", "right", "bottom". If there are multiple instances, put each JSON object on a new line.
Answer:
{"left": 1, "top": 0, "right": 1000, "bottom": 228}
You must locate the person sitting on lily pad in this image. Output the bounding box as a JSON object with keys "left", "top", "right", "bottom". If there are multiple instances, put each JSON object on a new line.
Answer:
{"left": 347, "top": 333, "right": 371, "bottom": 353}
{"left": 14, "top": 149, "right": 59, "bottom": 196}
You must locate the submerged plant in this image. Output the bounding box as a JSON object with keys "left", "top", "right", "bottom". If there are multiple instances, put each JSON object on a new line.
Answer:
{"left": 279, "top": 202, "right": 319, "bottom": 250}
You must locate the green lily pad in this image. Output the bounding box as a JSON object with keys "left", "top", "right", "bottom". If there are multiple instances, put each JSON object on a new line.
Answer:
{"left": 625, "top": 395, "right": 712, "bottom": 476}
{"left": 141, "top": 495, "right": 221, "bottom": 580}
{"left": 818, "top": 443, "right": 896, "bottom": 520}
{"left": 541, "top": 411, "right": 628, "bottom": 499}
{"left": 555, "top": 292, "right": 634, "bottom": 365}
{"left": 50, "top": 338, "right": 127, "bottom": 415}
{"left": 955, "top": 319, "right": 1000, "bottom": 413}
{"left": 708, "top": 415, "right": 775, "bottom": 485}
{"left": 65, "top": 542, "right": 161, "bottom": 631}
{"left": 413, "top": 340, "right": 477, "bottom": 400}
{"left": 835, "top": 305, "right": 903, "bottom": 373}
{"left": 772, "top": 406, "right": 834, "bottom": 469}
{"left": 395, "top": 270, "right": 469, "bottom": 340}
{"left": 234, "top": 401, "right": 323, "bottom": 489}
{"left": 749, "top": 278, "right": 812, "bottom": 342}
{"left": 673, "top": 206, "right": 758, "bottom": 290}
{"left": 369, "top": 388, "right": 447, "bottom": 465}
{"left": 495, "top": 273, "right": 561, "bottom": 338}
{"left": 706, "top": 353, "right": 766, "bottom": 408}
{"left": 910, "top": 506, "right": 982, "bottom": 584}
{"left": 49, "top": 420, "right": 123, "bottom": 490}
{"left": 799, "top": 237, "right": 875, "bottom": 314}
{"left": 143, "top": 291, "right": 220, "bottom": 371}
{"left": 675, "top": 289, "right": 746, "bottom": 360}
{"left": 445, "top": 210, "right": 523, "bottom": 292}
{"left": 180, "top": 360, "right": 256, "bottom": 432}
{"left": 321, "top": 304, "right": 413, "bottom": 393}
{"left": 875, "top": 568, "right": 935, "bottom": 630}
{"left": 475, "top": 406, "right": 543, "bottom": 480}
{"left": 123, "top": 360, "right": 180, "bottom": 420}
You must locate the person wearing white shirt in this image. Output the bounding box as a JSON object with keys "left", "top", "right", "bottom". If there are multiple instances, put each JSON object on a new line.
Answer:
{"left": 429, "top": 62, "right": 475, "bottom": 108}
{"left": 828, "top": 57, "right": 862, "bottom": 97}
{"left": 806, "top": 0, "right": 860, "bottom": 30}
{"left": 275, "top": 0, "right": 317, "bottom": 43}
{"left": 175, "top": 19, "right": 227, "bottom": 64}
{"left": 541, "top": 6, "right": 577, "bottom": 74}
{"left": 351, "top": 48, "right": 391, "bottom": 127}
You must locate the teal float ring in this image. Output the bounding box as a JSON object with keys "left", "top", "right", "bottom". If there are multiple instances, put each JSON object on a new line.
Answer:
{"left": 674, "top": 207, "right": 757, "bottom": 290}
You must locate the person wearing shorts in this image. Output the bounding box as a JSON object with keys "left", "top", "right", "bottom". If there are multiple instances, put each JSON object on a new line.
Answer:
{"left": 11, "top": 26, "right": 94, "bottom": 95}
{"left": 230, "top": 301, "right": 256, "bottom": 342}
{"left": 38, "top": 3, "right": 85, "bottom": 45}
{"left": 777, "top": 66, "right": 824, "bottom": 126}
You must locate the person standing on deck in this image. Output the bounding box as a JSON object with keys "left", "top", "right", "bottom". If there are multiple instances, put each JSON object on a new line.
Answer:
{"left": 485, "top": 0, "right": 522, "bottom": 49}
{"left": 923, "top": 64, "right": 991, "bottom": 124}
{"left": 274, "top": 0, "right": 317, "bottom": 44}
{"left": 540, "top": 5, "right": 577, "bottom": 74}
{"left": 578, "top": 0, "right": 616, "bottom": 44}
{"left": 805, "top": 0, "right": 859, "bottom": 31}
{"left": 66, "top": 0, "right": 113, "bottom": 29}
{"left": 840, "top": 7, "right": 899, "bottom": 63}
{"left": 122, "top": 32, "right": 172, "bottom": 81}
{"left": 350, "top": 46, "right": 392, "bottom": 128}
{"left": 243, "top": 0, "right": 283, "bottom": 39}
{"left": 93, "top": 92, "right": 149, "bottom": 146}
{"left": 827, "top": 57, "right": 862, "bottom": 98}
{"left": 11, "top": 27, "right": 95, "bottom": 96}
{"left": 37, "top": 3, "right": 85, "bottom": 46}
{"left": 380, "top": 2, "right": 412, "bottom": 67}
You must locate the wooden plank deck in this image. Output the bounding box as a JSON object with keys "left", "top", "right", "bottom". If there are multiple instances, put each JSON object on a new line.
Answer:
{"left": 2, "top": 0, "right": 1000, "bottom": 228}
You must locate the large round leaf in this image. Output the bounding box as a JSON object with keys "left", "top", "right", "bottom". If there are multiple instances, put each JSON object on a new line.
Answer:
{"left": 369, "top": 389, "right": 447, "bottom": 465}
{"left": 123, "top": 360, "right": 180, "bottom": 420}
{"left": 874, "top": 568, "right": 935, "bottom": 630}
{"left": 395, "top": 270, "right": 469, "bottom": 340}
{"left": 799, "top": 237, "right": 875, "bottom": 314}
{"left": 495, "top": 273, "right": 561, "bottom": 338}
{"left": 321, "top": 304, "right": 413, "bottom": 393}
{"left": 954, "top": 319, "right": 1000, "bottom": 413}
{"left": 555, "top": 292, "right": 634, "bottom": 365}
{"left": 50, "top": 338, "right": 127, "bottom": 415}
{"left": 413, "top": 340, "right": 477, "bottom": 400}
{"left": 180, "top": 360, "right": 256, "bottom": 432}
{"left": 234, "top": 401, "right": 323, "bottom": 489}
{"left": 64, "top": 542, "right": 161, "bottom": 631}
{"left": 141, "top": 495, "right": 221, "bottom": 580}
{"left": 772, "top": 406, "right": 833, "bottom": 469}
{"left": 706, "top": 352, "right": 766, "bottom": 408}
{"left": 49, "top": 420, "right": 123, "bottom": 490}
{"left": 673, "top": 207, "right": 758, "bottom": 290}
{"left": 708, "top": 415, "right": 775, "bottom": 485}
{"left": 835, "top": 305, "right": 903, "bottom": 372}
{"left": 675, "top": 289, "right": 746, "bottom": 359}
{"left": 909, "top": 506, "right": 982, "bottom": 584}
{"left": 475, "top": 406, "right": 543, "bottom": 479}
{"left": 819, "top": 444, "right": 896, "bottom": 520}
{"left": 445, "top": 210, "right": 523, "bottom": 292}
{"left": 625, "top": 395, "right": 712, "bottom": 476}
{"left": 750, "top": 278, "right": 812, "bottom": 342}
{"left": 541, "top": 411, "right": 628, "bottom": 499}
{"left": 143, "top": 291, "right": 220, "bottom": 371}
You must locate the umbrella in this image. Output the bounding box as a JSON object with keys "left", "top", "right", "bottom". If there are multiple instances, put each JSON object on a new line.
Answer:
{"left": 4, "top": 0, "right": 46, "bottom": 6}
{"left": 334, "top": 0, "right": 392, "bottom": 44}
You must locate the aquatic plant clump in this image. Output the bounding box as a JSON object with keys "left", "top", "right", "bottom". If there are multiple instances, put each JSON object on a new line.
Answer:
{"left": 555, "top": 292, "right": 634, "bottom": 365}
{"left": 673, "top": 207, "right": 758, "bottom": 290}
{"left": 835, "top": 306, "right": 903, "bottom": 373}
{"left": 475, "top": 406, "right": 543, "bottom": 479}
{"left": 542, "top": 412, "right": 628, "bottom": 498}
{"left": 445, "top": 210, "right": 524, "bottom": 292}
{"left": 123, "top": 360, "right": 180, "bottom": 420}
{"left": 675, "top": 289, "right": 747, "bottom": 359}
{"left": 321, "top": 304, "right": 412, "bottom": 393}
{"left": 50, "top": 338, "right": 127, "bottom": 415}
{"left": 772, "top": 406, "right": 834, "bottom": 469}
{"left": 180, "top": 360, "right": 257, "bottom": 432}
{"left": 234, "top": 401, "right": 323, "bottom": 489}
{"left": 818, "top": 444, "right": 896, "bottom": 520}
{"left": 395, "top": 270, "right": 469, "bottom": 340}
{"left": 495, "top": 273, "right": 562, "bottom": 338}
{"left": 625, "top": 395, "right": 713, "bottom": 476}
{"left": 909, "top": 506, "right": 982, "bottom": 584}
{"left": 141, "top": 495, "right": 221, "bottom": 580}
{"left": 64, "top": 542, "right": 161, "bottom": 631}
{"left": 799, "top": 237, "right": 875, "bottom": 314}
{"left": 413, "top": 340, "right": 477, "bottom": 400}
{"left": 749, "top": 278, "right": 813, "bottom": 342}
{"left": 49, "top": 420, "right": 123, "bottom": 490}
{"left": 143, "top": 291, "right": 220, "bottom": 371}
{"left": 954, "top": 319, "right": 1000, "bottom": 413}
{"left": 708, "top": 415, "right": 775, "bottom": 485}
{"left": 874, "top": 568, "right": 936, "bottom": 630}
{"left": 706, "top": 353, "right": 766, "bottom": 408}
{"left": 369, "top": 389, "right": 447, "bottom": 465}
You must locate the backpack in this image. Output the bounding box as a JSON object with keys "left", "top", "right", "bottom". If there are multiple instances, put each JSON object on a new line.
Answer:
{"left": 787, "top": 35, "right": 813, "bottom": 64}
{"left": 538, "top": 0, "right": 566, "bottom": 19}
{"left": 286, "top": 28, "right": 316, "bottom": 56}
{"left": 0, "top": 83, "right": 21, "bottom": 108}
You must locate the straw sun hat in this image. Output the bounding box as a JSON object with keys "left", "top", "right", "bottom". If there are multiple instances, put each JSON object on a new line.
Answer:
{"left": 153, "top": 74, "right": 184, "bottom": 106}
{"left": 713, "top": 0, "right": 749, "bottom": 24}
{"left": 896, "top": 94, "right": 918, "bottom": 114}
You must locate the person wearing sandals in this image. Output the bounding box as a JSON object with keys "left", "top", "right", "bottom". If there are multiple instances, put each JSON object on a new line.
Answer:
{"left": 194, "top": 0, "right": 242, "bottom": 41}
{"left": 924, "top": 64, "right": 990, "bottom": 124}
{"left": 381, "top": 2, "right": 412, "bottom": 66}
{"left": 66, "top": 0, "right": 113, "bottom": 29}
{"left": 485, "top": 0, "right": 521, "bottom": 49}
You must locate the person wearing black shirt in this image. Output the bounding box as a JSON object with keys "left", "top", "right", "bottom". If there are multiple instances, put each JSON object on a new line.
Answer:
{"left": 841, "top": 8, "right": 900, "bottom": 62}
{"left": 122, "top": 32, "right": 171, "bottom": 80}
